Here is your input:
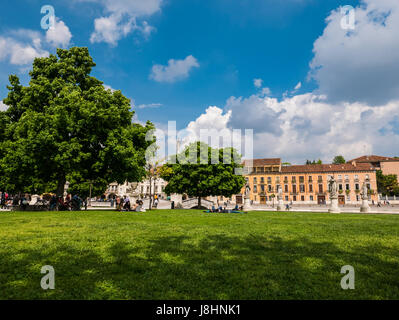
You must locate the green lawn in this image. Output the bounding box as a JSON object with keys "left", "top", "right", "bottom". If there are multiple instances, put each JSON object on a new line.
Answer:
{"left": 0, "top": 210, "right": 398, "bottom": 300}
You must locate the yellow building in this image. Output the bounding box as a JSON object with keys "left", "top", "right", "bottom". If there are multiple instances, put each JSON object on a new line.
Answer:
{"left": 234, "top": 158, "right": 378, "bottom": 205}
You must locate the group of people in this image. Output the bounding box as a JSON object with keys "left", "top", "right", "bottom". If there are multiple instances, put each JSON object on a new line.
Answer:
{"left": 49, "top": 194, "right": 83, "bottom": 211}
{"left": 210, "top": 204, "right": 240, "bottom": 213}
{"left": 116, "top": 196, "right": 146, "bottom": 212}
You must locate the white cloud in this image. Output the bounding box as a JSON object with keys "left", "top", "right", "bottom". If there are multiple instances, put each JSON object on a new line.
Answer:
{"left": 150, "top": 55, "right": 200, "bottom": 83}
{"left": 294, "top": 82, "right": 301, "bottom": 90}
{"left": 177, "top": 91, "right": 399, "bottom": 164}
{"left": 87, "top": 0, "right": 162, "bottom": 45}
{"left": 310, "top": 0, "right": 399, "bottom": 105}
{"left": 261, "top": 87, "right": 272, "bottom": 96}
{"left": 136, "top": 103, "right": 162, "bottom": 109}
{"left": 0, "top": 101, "right": 8, "bottom": 111}
{"left": 46, "top": 19, "right": 72, "bottom": 48}
{"left": 0, "top": 32, "right": 49, "bottom": 66}
{"left": 254, "top": 78, "right": 263, "bottom": 88}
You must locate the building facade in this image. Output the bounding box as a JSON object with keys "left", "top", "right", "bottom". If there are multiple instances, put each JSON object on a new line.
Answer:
{"left": 234, "top": 158, "right": 378, "bottom": 205}
{"left": 348, "top": 155, "right": 399, "bottom": 178}
{"left": 105, "top": 179, "right": 168, "bottom": 199}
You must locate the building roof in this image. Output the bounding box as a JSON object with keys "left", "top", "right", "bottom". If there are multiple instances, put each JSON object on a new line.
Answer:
{"left": 348, "top": 155, "right": 399, "bottom": 163}
{"left": 281, "top": 163, "right": 375, "bottom": 174}
{"left": 243, "top": 158, "right": 281, "bottom": 166}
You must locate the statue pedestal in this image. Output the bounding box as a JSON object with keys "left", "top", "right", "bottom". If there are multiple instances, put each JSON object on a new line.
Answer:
{"left": 360, "top": 199, "right": 370, "bottom": 213}
{"left": 329, "top": 198, "right": 341, "bottom": 213}
{"left": 243, "top": 197, "right": 252, "bottom": 211}
{"left": 276, "top": 200, "right": 284, "bottom": 211}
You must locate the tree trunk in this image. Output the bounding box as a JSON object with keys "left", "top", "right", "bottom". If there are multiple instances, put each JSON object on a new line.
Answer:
{"left": 56, "top": 177, "right": 66, "bottom": 198}
{"left": 149, "top": 177, "right": 152, "bottom": 210}
{"left": 198, "top": 196, "right": 201, "bottom": 209}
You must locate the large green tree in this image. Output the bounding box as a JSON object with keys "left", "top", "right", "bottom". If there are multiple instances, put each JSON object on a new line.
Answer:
{"left": 376, "top": 170, "right": 399, "bottom": 196}
{"left": 160, "top": 142, "right": 246, "bottom": 208}
{"left": 0, "top": 47, "right": 154, "bottom": 197}
{"left": 332, "top": 155, "right": 346, "bottom": 164}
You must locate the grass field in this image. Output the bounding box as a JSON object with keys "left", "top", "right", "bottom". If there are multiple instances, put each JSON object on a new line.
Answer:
{"left": 0, "top": 209, "right": 398, "bottom": 300}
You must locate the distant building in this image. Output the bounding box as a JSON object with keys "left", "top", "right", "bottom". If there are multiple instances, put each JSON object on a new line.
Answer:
{"left": 105, "top": 179, "right": 167, "bottom": 199}
{"left": 231, "top": 158, "right": 378, "bottom": 205}
{"left": 348, "top": 155, "right": 399, "bottom": 178}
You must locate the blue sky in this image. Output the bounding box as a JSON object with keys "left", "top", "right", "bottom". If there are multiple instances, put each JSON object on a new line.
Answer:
{"left": 0, "top": 0, "right": 398, "bottom": 163}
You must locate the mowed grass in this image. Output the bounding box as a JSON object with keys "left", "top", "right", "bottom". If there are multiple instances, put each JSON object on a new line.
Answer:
{"left": 0, "top": 210, "right": 398, "bottom": 300}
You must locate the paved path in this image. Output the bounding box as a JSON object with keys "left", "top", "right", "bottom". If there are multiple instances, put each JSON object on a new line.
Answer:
{"left": 2, "top": 202, "right": 399, "bottom": 214}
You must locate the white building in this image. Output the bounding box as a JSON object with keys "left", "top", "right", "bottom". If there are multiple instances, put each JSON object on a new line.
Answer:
{"left": 105, "top": 179, "right": 168, "bottom": 199}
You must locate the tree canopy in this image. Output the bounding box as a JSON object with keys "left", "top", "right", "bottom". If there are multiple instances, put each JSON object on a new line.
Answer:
{"left": 332, "top": 155, "right": 346, "bottom": 164}
{"left": 160, "top": 142, "right": 246, "bottom": 208}
{"left": 0, "top": 47, "right": 154, "bottom": 196}
{"left": 306, "top": 159, "right": 323, "bottom": 165}
{"left": 376, "top": 170, "right": 399, "bottom": 196}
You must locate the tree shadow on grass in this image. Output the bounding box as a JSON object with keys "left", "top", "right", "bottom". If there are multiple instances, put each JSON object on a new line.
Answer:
{"left": 0, "top": 234, "right": 398, "bottom": 299}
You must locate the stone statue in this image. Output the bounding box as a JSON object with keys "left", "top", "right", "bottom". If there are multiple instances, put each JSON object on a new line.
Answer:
{"left": 361, "top": 182, "right": 368, "bottom": 200}
{"left": 276, "top": 185, "right": 284, "bottom": 211}
{"left": 328, "top": 177, "right": 340, "bottom": 213}
{"left": 329, "top": 177, "right": 338, "bottom": 199}
{"left": 245, "top": 181, "right": 251, "bottom": 198}
{"left": 277, "top": 186, "right": 283, "bottom": 201}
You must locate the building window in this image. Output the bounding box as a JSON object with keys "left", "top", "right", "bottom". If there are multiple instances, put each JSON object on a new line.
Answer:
{"left": 284, "top": 184, "right": 289, "bottom": 192}
{"left": 253, "top": 177, "right": 257, "bottom": 184}
{"left": 310, "top": 195, "right": 314, "bottom": 201}
{"left": 345, "top": 175, "right": 349, "bottom": 181}
{"left": 355, "top": 184, "right": 360, "bottom": 190}
{"left": 267, "top": 177, "right": 272, "bottom": 184}
{"left": 300, "top": 184, "right": 305, "bottom": 193}
{"left": 318, "top": 176, "right": 323, "bottom": 182}
{"left": 292, "top": 185, "right": 297, "bottom": 194}
{"left": 284, "top": 176, "right": 288, "bottom": 183}
{"left": 319, "top": 184, "right": 323, "bottom": 193}
{"left": 309, "top": 184, "right": 313, "bottom": 192}
{"left": 299, "top": 176, "right": 304, "bottom": 183}
{"left": 254, "top": 185, "right": 258, "bottom": 193}
{"left": 293, "top": 196, "right": 297, "bottom": 201}
{"left": 276, "top": 177, "right": 280, "bottom": 183}
{"left": 347, "top": 195, "right": 350, "bottom": 201}
{"left": 261, "top": 185, "right": 265, "bottom": 192}
{"left": 285, "top": 196, "right": 289, "bottom": 201}
{"left": 366, "top": 174, "right": 370, "bottom": 181}
{"left": 301, "top": 196, "right": 305, "bottom": 201}
{"left": 338, "top": 175, "right": 342, "bottom": 180}
{"left": 309, "top": 176, "right": 313, "bottom": 182}
{"left": 260, "top": 177, "right": 265, "bottom": 184}
{"left": 339, "top": 184, "right": 343, "bottom": 191}
{"left": 292, "top": 176, "right": 296, "bottom": 183}
{"left": 268, "top": 185, "right": 272, "bottom": 193}
{"left": 346, "top": 184, "right": 350, "bottom": 190}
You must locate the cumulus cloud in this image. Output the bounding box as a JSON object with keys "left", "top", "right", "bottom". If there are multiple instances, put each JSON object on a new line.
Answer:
{"left": 176, "top": 91, "right": 399, "bottom": 163}
{"left": 254, "top": 78, "right": 263, "bottom": 88}
{"left": 310, "top": 0, "right": 399, "bottom": 105}
{"left": 87, "top": 0, "right": 162, "bottom": 45}
{"left": 46, "top": 19, "right": 72, "bottom": 48}
{"left": 150, "top": 55, "right": 200, "bottom": 83}
{"left": 0, "top": 101, "right": 8, "bottom": 111}
{"left": 0, "top": 31, "right": 49, "bottom": 66}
